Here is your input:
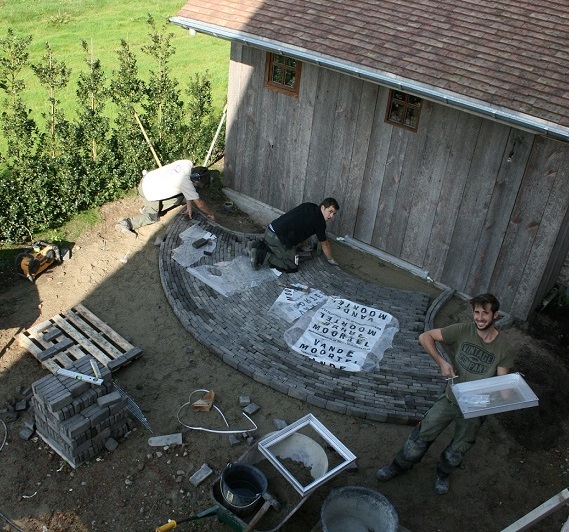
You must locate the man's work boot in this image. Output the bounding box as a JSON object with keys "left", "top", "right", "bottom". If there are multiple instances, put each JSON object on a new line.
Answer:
{"left": 248, "top": 243, "right": 259, "bottom": 270}
{"left": 376, "top": 462, "right": 403, "bottom": 482}
{"left": 434, "top": 472, "right": 450, "bottom": 495}
{"left": 115, "top": 219, "right": 137, "bottom": 237}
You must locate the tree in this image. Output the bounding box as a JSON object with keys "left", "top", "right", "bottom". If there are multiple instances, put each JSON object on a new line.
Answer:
{"left": 31, "top": 42, "right": 71, "bottom": 158}
{"left": 0, "top": 29, "right": 37, "bottom": 162}
{"left": 185, "top": 72, "right": 223, "bottom": 164}
{"left": 0, "top": 28, "right": 31, "bottom": 105}
{"left": 65, "top": 40, "right": 121, "bottom": 210}
{"left": 109, "top": 39, "right": 150, "bottom": 187}
{"left": 75, "top": 40, "right": 109, "bottom": 162}
{"left": 141, "top": 14, "right": 186, "bottom": 163}
{"left": 0, "top": 20, "right": 227, "bottom": 244}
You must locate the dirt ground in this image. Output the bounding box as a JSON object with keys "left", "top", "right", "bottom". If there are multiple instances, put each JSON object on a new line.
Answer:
{"left": 1, "top": 178, "right": 568, "bottom": 532}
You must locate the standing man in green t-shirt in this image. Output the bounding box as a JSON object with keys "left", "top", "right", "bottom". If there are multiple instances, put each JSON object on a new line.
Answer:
{"left": 376, "top": 293, "right": 515, "bottom": 494}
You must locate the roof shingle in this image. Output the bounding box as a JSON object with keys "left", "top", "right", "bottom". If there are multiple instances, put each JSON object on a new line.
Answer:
{"left": 175, "top": 0, "right": 569, "bottom": 134}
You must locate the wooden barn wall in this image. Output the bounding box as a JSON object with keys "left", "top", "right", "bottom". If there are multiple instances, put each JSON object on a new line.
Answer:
{"left": 224, "top": 44, "right": 569, "bottom": 319}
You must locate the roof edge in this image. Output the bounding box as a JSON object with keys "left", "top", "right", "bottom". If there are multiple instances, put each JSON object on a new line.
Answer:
{"left": 170, "top": 16, "right": 569, "bottom": 143}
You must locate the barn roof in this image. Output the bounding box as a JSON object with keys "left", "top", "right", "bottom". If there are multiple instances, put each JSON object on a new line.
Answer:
{"left": 171, "top": 0, "right": 569, "bottom": 141}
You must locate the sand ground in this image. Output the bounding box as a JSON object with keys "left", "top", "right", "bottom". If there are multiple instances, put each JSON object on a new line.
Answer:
{"left": 1, "top": 182, "right": 568, "bottom": 532}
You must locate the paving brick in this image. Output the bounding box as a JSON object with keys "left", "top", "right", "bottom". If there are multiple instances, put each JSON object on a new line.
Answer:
{"left": 239, "top": 395, "right": 251, "bottom": 407}
{"left": 242, "top": 403, "right": 260, "bottom": 416}
{"left": 105, "top": 437, "right": 119, "bottom": 452}
{"left": 229, "top": 434, "right": 242, "bottom": 447}
{"left": 97, "top": 391, "right": 122, "bottom": 408}
{"left": 32, "top": 372, "right": 140, "bottom": 468}
{"left": 189, "top": 463, "right": 213, "bottom": 487}
{"left": 160, "top": 214, "right": 446, "bottom": 425}
{"left": 148, "top": 433, "right": 183, "bottom": 446}
{"left": 273, "top": 418, "right": 288, "bottom": 430}
{"left": 46, "top": 389, "right": 74, "bottom": 412}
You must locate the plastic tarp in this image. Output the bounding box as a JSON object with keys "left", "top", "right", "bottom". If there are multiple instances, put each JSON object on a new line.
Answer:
{"left": 284, "top": 297, "right": 399, "bottom": 372}
{"left": 171, "top": 225, "right": 217, "bottom": 268}
{"left": 186, "top": 256, "right": 277, "bottom": 297}
{"left": 268, "top": 285, "right": 327, "bottom": 324}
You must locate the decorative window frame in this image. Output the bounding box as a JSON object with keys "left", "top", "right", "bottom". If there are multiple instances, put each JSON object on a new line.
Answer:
{"left": 385, "top": 90, "right": 423, "bottom": 131}
{"left": 264, "top": 52, "right": 302, "bottom": 96}
{"left": 258, "top": 414, "right": 356, "bottom": 496}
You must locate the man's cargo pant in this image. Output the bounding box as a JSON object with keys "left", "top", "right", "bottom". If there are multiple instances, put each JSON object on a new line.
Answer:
{"left": 393, "top": 394, "right": 486, "bottom": 475}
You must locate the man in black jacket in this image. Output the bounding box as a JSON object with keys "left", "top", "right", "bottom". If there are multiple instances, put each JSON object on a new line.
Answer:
{"left": 250, "top": 198, "right": 340, "bottom": 272}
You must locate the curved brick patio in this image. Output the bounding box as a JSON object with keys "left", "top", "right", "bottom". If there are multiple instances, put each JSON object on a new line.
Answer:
{"left": 159, "top": 214, "right": 447, "bottom": 425}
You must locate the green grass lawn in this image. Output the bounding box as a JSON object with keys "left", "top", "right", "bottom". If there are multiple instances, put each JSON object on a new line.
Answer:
{"left": 0, "top": 0, "right": 230, "bottom": 124}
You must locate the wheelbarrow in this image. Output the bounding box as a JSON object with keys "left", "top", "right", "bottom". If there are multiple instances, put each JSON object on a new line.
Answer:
{"left": 155, "top": 416, "right": 356, "bottom": 531}
{"left": 155, "top": 441, "right": 317, "bottom": 531}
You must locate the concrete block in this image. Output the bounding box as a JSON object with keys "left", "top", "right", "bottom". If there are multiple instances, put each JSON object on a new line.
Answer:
{"left": 239, "top": 395, "right": 251, "bottom": 407}
{"left": 242, "top": 403, "right": 260, "bottom": 416}
{"left": 148, "top": 433, "right": 183, "bottom": 447}
{"left": 229, "top": 434, "right": 242, "bottom": 447}
{"left": 273, "top": 418, "right": 288, "bottom": 430}
{"left": 19, "top": 426, "right": 34, "bottom": 440}
{"left": 189, "top": 464, "right": 213, "bottom": 487}
{"left": 105, "top": 438, "right": 120, "bottom": 452}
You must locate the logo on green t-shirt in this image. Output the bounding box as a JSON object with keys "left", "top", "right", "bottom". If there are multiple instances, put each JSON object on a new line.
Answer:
{"left": 456, "top": 342, "right": 496, "bottom": 375}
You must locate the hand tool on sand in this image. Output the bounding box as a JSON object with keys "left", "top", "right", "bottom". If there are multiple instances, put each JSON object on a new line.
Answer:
{"left": 245, "top": 491, "right": 282, "bottom": 531}
{"left": 278, "top": 280, "right": 311, "bottom": 294}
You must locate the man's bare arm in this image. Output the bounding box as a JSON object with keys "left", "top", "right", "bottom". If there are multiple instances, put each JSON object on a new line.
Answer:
{"left": 320, "top": 240, "right": 336, "bottom": 263}
{"left": 192, "top": 198, "right": 215, "bottom": 221}
{"left": 419, "top": 329, "right": 456, "bottom": 378}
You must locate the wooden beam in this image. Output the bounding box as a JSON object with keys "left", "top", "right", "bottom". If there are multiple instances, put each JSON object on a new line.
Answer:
{"left": 501, "top": 488, "right": 569, "bottom": 532}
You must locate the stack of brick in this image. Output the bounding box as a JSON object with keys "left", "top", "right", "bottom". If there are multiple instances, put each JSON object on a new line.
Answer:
{"left": 32, "top": 357, "right": 133, "bottom": 468}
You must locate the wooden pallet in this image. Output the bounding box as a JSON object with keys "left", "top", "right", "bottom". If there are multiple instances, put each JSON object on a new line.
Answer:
{"left": 16, "top": 304, "right": 142, "bottom": 374}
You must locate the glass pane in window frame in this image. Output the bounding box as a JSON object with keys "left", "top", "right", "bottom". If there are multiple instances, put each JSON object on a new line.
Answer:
{"left": 385, "top": 89, "right": 422, "bottom": 132}
{"left": 265, "top": 52, "right": 302, "bottom": 96}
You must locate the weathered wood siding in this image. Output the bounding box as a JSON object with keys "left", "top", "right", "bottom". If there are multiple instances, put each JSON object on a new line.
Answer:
{"left": 224, "top": 44, "right": 569, "bottom": 319}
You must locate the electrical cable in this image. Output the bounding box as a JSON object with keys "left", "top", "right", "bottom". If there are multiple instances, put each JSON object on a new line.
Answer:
{"left": 176, "top": 389, "right": 257, "bottom": 434}
{"left": 0, "top": 509, "right": 24, "bottom": 532}
{"left": 0, "top": 419, "right": 7, "bottom": 452}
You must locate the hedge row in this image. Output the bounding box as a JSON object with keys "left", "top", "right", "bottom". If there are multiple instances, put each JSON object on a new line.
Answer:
{"left": 0, "top": 17, "right": 224, "bottom": 243}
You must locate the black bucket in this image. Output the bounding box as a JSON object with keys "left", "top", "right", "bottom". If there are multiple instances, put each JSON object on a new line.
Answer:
{"left": 220, "top": 463, "right": 268, "bottom": 516}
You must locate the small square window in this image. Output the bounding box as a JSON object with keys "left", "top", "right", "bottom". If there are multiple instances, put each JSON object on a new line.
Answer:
{"left": 265, "top": 52, "right": 301, "bottom": 96}
{"left": 386, "top": 90, "right": 422, "bottom": 131}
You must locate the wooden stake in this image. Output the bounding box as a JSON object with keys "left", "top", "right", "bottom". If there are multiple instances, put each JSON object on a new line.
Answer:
{"left": 203, "top": 104, "right": 227, "bottom": 167}
{"left": 134, "top": 111, "right": 162, "bottom": 168}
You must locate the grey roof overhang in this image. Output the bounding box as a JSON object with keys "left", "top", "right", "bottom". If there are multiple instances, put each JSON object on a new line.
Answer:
{"left": 170, "top": 17, "right": 569, "bottom": 143}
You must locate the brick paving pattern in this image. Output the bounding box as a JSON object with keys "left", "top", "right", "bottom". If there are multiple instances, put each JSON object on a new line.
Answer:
{"left": 159, "top": 215, "right": 446, "bottom": 425}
